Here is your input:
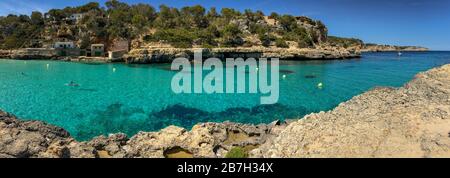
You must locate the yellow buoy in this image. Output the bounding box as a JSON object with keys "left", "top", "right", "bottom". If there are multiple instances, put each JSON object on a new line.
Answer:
{"left": 113, "top": 67, "right": 116, "bottom": 72}
{"left": 46, "top": 64, "right": 49, "bottom": 69}
{"left": 317, "top": 82, "right": 323, "bottom": 88}
{"left": 282, "top": 75, "right": 286, "bottom": 79}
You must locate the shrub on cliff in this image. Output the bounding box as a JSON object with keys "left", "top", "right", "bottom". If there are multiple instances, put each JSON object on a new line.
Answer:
{"left": 244, "top": 9, "right": 264, "bottom": 22}
{"left": 196, "top": 26, "right": 220, "bottom": 47}
{"left": 130, "top": 4, "right": 157, "bottom": 31}
{"left": 105, "top": 0, "right": 133, "bottom": 39}
{"left": 259, "top": 33, "right": 276, "bottom": 47}
{"left": 269, "top": 12, "right": 279, "bottom": 20}
{"left": 220, "top": 24, "right": 244, "bottom": 47}
{"left": 80, "top": 11, "right": 108, "bottom": 41}
{"left": 221, "top": 8, "right": 242, "bottom": 20}
{"left": 225, "top": 147, "right": 248, "bottom": 158}
{"left": 275, "top": 38, "right": 289, "bottom": 48}
{"left": 279, "top": 26, "right": 314, "bottom": 48}
{"left": 30, "top": 12, "right": 44, "bottom": 26}
{"left": 297, "top": 36, "right": 314, "bottom": 48}
{"left": 278, "top": 15, "right": 297, "bottom": 31}
{"left": 152, "top": 29, "right": 196, "bottom": 48}
{"left": 249, "top": 23, "right": 270, "bottom": 36}
{"left": 0, "top": 14, "right": 44, "bottom": 49}
{"left": 180, "top": 5, "right": 208, "bottom": 28}
{"left": 328, "top": 36, "right": 363, "bottom": 48}
{"left": 145, "top": 26, "right": 219, "bottom": 48}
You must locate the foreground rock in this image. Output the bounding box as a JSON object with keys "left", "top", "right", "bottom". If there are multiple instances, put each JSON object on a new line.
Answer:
{"left": 0, "top": 111, "right": 286, "bottom": 158}
{"left": 252, "top": 64, "right": 450, "bottom": 158}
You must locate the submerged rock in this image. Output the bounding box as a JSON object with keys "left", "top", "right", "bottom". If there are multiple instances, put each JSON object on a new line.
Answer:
{"left": 304, "top": 75, "right": 316, "bottom": 79}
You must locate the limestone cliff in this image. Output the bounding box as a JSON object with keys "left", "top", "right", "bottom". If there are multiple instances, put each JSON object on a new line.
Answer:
{"left": 124, "top": 46, "right": 360, "bottom": 64}
{"left": 362, "top": 44, "right": 429, "bottom": 52}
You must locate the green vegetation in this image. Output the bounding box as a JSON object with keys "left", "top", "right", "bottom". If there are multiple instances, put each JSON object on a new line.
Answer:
{"left": 328, "top": 36, "right": 363, "bottom": 48}
{"left": 258, "top": 34, "right": 274, "bottom": 47}
{"left": 225, "top": 147, "right": 248, "bottom": 158}
{"left": 149, "top": 29, "right": 196, "bottom": 48}
{"left": 275, "top": 38, "right": 289, "bottom": 48}
{"left": 0, "top": 13, "right": 44, "bottom": 49}
{"left": 221, "top": 23, "right": 244, "bottom": 47}
{"left": 0, "top": 0, "right": 334, "bottom": 49}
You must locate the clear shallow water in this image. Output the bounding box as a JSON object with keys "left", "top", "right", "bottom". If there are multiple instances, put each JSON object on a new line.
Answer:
{"left": 1, "top": 52, "right": 449, "bottom": 141}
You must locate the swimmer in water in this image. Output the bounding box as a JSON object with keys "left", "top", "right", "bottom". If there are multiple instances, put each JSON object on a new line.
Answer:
{"left": 67, "top": 81, "right": 80, "bottom": 87}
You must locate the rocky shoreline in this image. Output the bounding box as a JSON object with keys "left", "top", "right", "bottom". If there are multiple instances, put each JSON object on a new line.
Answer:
{"left": 0, "top": 111, "right": 288, "bottom": 158}
{"left": 0, "top": 46, "right": 361, "bottom": 63}
{"left": 252, "top": 64, "right": 450, "bottom": 158}
{"left": 124, "top": 47, "right": 361, "bottom": 64}
{"left": 0, "top": 49, "right": 114, "bottom": 63}
{"left": 361, "top": 45, "right": 429, "bottom": 52}
{"left": 1, "top": 64, "right": 449, "bottom": 158}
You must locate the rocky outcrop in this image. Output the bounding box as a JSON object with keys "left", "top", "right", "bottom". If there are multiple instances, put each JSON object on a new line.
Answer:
{"left": 125, "top": 47, "right": 360, "bottom": 64}
{"left": 0, "top": 110, "right": 287, "bottom": 158}
{"left": 295, "top": 16, "right": 328, "bottom": 44}
{"left": 1, "top": 48, "right": 57, "bottom": 60}
{"left": 361, "top": 44, "right": 429, "bottom": 52}
{"left": 0, "top": 49, "right": 118, "bottom": 63}
{"left": 0, "top": 50, "right": 12, "bottom": 58}
{"left": 2, "top": 46, "right": 360, "bottom": 64}
{"left": 251, "top": 64, "right": 450, "bottom": 158}
{"left": 0, "top": 112, "right": 73, "bottom": 158}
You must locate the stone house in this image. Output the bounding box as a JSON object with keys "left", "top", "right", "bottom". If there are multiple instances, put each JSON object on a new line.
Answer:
{"left": 54, "top": 41, "right": 75, "bottom": 49}
{"left": 91, "top": 44, "right": 105, "bottom": 57}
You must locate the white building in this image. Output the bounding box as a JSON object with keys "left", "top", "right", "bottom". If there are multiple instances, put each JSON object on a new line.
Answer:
{"left": 54, "top": 42, "right": 75, "bottom": 49}
{"left": 69, "top": 13, "right": 84, "bottom": 22}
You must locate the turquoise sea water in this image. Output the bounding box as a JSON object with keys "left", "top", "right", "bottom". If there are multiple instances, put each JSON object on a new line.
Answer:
{"left": 1, "top": 52, "right": 450, "bottom": 140}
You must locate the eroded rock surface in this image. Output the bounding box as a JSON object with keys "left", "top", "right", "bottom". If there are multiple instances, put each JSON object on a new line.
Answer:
{"left": 251, "top": 64, "right": 450, "bottom": 158}
{"left": 0, "top": 110, "right": 285, "bottom": 158}
{"left": 124, "top": 47, "right": 360, "bottom": 64}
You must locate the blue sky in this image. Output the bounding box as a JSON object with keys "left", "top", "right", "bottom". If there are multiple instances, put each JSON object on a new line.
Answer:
{"left": 1, "top": 0, "right": 449, "bottom": 50}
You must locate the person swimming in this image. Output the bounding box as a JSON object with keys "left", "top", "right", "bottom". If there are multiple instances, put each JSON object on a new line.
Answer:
{"left": 66, "top": 81, "right": 80, "bottom": 87}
